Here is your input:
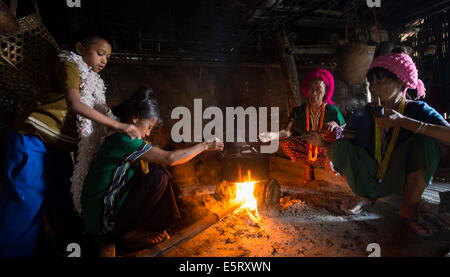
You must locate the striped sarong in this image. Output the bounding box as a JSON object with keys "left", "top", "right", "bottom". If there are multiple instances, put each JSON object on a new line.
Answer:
{"left": 102, "top": 142, "right": 152, "bottom": 233}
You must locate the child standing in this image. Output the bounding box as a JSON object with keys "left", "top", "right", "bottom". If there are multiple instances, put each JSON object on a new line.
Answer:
{"left": 0, "top": 27, "right": 140, "bottom": 256}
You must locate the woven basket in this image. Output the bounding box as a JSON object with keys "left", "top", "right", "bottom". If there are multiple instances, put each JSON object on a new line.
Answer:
{"left": 0, "top": 12, "right": 59, "bottom": 108}
{"left": 335, "top": 43, "right": 376, "bottom": 85}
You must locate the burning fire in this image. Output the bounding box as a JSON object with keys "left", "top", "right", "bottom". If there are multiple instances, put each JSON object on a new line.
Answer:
{"left": 234, "top": 170, "right": 258, "bottom": 212}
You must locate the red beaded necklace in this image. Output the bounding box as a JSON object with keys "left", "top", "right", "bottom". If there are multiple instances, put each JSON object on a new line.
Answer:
{"left": 306, "top": 103, "right": 326, "bottom": 162}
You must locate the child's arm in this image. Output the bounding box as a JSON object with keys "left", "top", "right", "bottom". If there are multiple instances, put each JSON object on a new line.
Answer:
{"left": 66, "top": 88, "right": 141, "bottom": 139}
{"left": 141, "top": 141, "right": 224, "bottom": 167}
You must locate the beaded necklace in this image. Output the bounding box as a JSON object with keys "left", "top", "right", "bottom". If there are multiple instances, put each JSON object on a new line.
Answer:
{"left": 306, "top": 103, "right": 326, "bottom": 162}
{"left": 374, "top": 97, "right": 406, "bottom": 182}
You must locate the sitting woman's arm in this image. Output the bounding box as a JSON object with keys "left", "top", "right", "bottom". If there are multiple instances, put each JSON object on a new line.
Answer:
{"left": 258, "top": 120, "right": 293, "bottom": 142}
{"left": 398, "top": 117, "right": 450, "bottom": 145}
{"left": 141, "top": 141, "right": 224, "bottom": 167}
{"left": 280, "top": 120, "right": 294, "bottom": 138}
{"left": 376, "top": 109, "right": 450, "bottom": 145}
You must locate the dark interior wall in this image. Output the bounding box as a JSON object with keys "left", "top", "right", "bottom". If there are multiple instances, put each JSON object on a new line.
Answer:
{"left": 101, "top": 61, "right": 292, "bottom": 148}
{"left": 100, "top": 61, "right": 292, "bottom": 188}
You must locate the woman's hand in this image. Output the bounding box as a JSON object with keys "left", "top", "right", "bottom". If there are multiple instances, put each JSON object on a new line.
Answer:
{"left": 259, "top": 130, "right": 291, "bottom": 143}
{"left": 118, "top": 123, "right": 142, "bottom": 139}
{"left": 324, "top": 121, "right": 339, "bottom": 132}
{"left": 203, "top": 140, "right": 224, "bottom": 151}
{"left": 259, "top": 131, "right": 278, "bottom": 142}
{"left": 301, "top": 131, "right": 327, "bottom": 147}
{"left": 374, "top": 109, "right": 405, "bottom": 129}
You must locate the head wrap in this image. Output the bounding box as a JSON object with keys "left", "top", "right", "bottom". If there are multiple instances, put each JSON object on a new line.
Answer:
{"left": 369, "top": 53, "right": 426, "bottom": 99}
{"left": 300, "top": 69, "right": 335, "bottom": 104}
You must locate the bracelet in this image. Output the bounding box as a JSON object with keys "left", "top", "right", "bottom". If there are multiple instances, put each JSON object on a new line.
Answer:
{"left": 414, "top": 122, "right": 422, "bottom": 134}
{"left": 418, "top": 123, "right": 429, "bottom": 135}
{"left": 414, "top": 122, "right": 428, "bottom": 134}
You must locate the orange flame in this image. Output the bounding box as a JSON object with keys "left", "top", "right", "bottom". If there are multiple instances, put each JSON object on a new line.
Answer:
{"left": 234, "top": 170, "right": 258, "bottom": 212}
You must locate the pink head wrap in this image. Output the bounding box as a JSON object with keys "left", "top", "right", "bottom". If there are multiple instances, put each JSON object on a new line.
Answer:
{"left": 300, "top": 69, "right": 335, "bottom": 105}
{"left": 369, "top": 53, "right": 426, "bottom": 99}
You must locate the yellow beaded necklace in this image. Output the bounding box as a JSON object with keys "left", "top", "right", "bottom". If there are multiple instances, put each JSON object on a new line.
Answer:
{"left": 374, "top": 97, "right": 406, "bottom": 182}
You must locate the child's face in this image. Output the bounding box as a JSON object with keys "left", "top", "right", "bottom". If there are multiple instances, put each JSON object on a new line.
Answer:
{"left": 369, "top": 76, "right": 404, "bottom": 103}
{"left": 76, "top": 38, "right": 112, "bottom": 73}
{"left": 132, "top": 117, "right": 158, "bottom": 138}
{"left": 307, "top": 79, "right": 326, "bottom": 105}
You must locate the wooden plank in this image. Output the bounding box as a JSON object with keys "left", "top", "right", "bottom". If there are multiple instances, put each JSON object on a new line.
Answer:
{"left": 131, "top": 202, "right": 243, "bottom": 257}
{"left": 291, "top": 46, "right": 337, "bottom": 55}
{"left": 109, "top": 55, "right": 281, "bottom": 68}
{"left": 10, "top": 0, "right": 17, "bottom": 17}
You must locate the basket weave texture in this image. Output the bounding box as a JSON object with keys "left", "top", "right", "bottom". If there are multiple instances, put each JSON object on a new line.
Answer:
{"left": 0, "top": 13, "right": 59, "bottom": 108}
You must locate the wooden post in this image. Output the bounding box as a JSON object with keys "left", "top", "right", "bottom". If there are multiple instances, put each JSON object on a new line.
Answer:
{"left": 10, "top": 0, "right": 17, "bottom": 17}
{"left": 276, "top": 30, "right": 301, "bottom": 108}
{"left": 0, "top": 0, "right": 19, "bottom": 34}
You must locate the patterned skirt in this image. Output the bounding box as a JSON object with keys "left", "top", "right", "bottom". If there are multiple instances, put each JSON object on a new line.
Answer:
{"left": 280, "top": 127, "right": 343, "bottom": 168}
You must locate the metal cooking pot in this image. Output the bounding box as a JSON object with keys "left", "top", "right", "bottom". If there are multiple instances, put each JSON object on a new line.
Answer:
{"left": 221, "top": 142, "right": 270, "bottom": 183}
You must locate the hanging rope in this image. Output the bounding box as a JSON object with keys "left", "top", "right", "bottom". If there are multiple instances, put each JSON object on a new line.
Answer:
{"left": 372, "top": 8, "right": 382, "bottom": 43}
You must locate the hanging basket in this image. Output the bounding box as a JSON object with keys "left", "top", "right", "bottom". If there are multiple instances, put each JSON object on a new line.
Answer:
{"left": 335, "top": 43, "right": 376, "bottom": 86}
{"left": 0, "top": 12, "right": 59, "bottom": 108}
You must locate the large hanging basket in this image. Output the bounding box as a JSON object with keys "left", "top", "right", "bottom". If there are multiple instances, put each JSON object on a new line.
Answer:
{"left": 0, "top": 12, "right": 59, "bottom": 108}
{"left": 335, "top": 43, "right": 376, "bottom": 86}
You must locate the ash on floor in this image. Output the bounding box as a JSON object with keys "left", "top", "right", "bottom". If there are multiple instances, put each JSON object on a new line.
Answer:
{"left": 165, "top": 182, "right": 450, "bottom": 257}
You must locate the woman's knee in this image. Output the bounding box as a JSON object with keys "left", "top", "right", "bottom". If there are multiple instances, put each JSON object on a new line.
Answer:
{"left": 142, "top": 167, "right": 172, "bottom": 190}
{"left": 404, "top": 135, "right": 443, "bottom": 167}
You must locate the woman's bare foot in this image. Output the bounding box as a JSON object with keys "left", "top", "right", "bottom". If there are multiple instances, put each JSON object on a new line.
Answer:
{"left": 343, "top": 198, "right": 377, "bottom": 215}
{"left": 99, "top": 241, "right": 116, "bottom": 257}
{"left": 324, "top": 161, "right": 340, "bottom": 176}
{"left": 122, "top": 230, "right": 171, "bottom": 249}
{"left": 401, "top": 216, "right": 435, "bottom": 237}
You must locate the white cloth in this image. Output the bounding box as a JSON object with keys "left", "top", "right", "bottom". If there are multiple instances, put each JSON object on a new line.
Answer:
{"left": 59, "top": 51, "right": 115, "bottom": 214}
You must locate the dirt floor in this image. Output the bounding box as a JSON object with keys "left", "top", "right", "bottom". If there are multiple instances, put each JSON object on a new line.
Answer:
{"left": 158, "top": 183, "right": 449, "bottom": 257}
{"left": 121, "top": 158, "right": 450, "bottom": 258}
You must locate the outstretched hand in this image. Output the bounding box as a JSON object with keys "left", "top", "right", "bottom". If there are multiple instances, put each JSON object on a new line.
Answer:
{"left": 204, "top": 137, "right": 224, "bottom": 151}
{"left": 301, "top": 131, "right": 327, "bottom": 147}
{"left": 259, "top": 131, "right": 279, "bottom": 143}
{"left": 324, "top": 121, "right": 339, "bottom": 132}
{"left": 259, "top": 130, "right": 291, "bottom": 143}
{"left": 374, "top": 109, "right": 405, "bottom": 129}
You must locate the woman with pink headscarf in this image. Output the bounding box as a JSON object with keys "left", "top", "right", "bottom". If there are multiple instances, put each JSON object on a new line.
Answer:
{"left": 304, "top": 52, "right": 450, "bottom": 237}
{"left": 261, "top": 69, "right": 345, "bottom": 181}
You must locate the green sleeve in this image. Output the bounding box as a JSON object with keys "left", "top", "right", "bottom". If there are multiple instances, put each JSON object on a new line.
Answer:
{"left": 118, "top": 134, "right": 148, "bottom": 152}
{"left": 329, "top": 105, "right": 346, "bottom": 126}
{"left": 336, "top": 107, "right": 346, "bottom": 126}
